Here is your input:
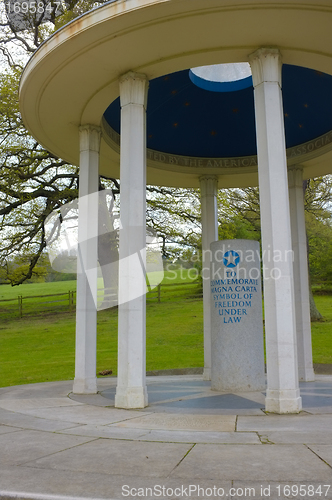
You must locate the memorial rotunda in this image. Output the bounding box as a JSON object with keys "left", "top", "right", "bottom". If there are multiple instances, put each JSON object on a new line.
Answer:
{"left": 19, "top": 0, "right": 332, "bottom": 413}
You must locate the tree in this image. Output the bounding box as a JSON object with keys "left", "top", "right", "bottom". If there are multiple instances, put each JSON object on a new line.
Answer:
{"left": 0, "top": 3, "right": 205, "bottom": 285}
{"left": 146, "top": 187, "right": 202, "bottom": 259}
{"left": 304, "top": 177, "right": 332, "bottom": 320}
{"left": 306, "top": 213, "right": 332, "bottom": 285}
{"left": 0, "top": 68, "right": 80, "bottom": 284}
{"left": 0, "top": 1, "right": 117, "bottom": 285}
{"left": 223, "top": 186, "right": 261, "bottom": 238}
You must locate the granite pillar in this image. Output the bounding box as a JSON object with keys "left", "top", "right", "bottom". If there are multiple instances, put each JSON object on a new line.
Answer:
{"left": 200, "top": 175, "right": 218, "bottom": 381}
{"left": 249, "top": 48, "right": 302, "bottom": 413}
{"left": 73, "top": 125, "right": 100, "bottom": 394}
{"left": 288, "top": 166, "right": 315, "bottom": 382}
{"left": 115, "top": 72, "right": 149, "bottom": 409}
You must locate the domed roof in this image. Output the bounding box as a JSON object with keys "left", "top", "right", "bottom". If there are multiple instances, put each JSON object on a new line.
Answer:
{"left": 104, "top": 64, "right": 332, "bottom": 158}
{"left": 19, "top": 0, "right": 332, "bottom": 187}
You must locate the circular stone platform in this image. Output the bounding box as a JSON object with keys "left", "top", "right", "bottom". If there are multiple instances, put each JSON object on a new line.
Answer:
{"left": 1, "top": 376, "right": 332, "bottom": 498}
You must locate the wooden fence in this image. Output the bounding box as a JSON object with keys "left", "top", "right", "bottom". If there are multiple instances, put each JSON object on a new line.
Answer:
{"left": 0, "top": 291, "right": 75, "bottom": 318}
{"left": 0, "top": 281, "right": 202, "bottom": 318}
{"left": 147, "top": 281, "right": 202, "bottom": 303}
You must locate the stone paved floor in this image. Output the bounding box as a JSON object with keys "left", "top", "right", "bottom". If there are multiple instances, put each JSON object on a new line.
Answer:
{"left": 0, "top": 375, "right": 332, "bottom": 500}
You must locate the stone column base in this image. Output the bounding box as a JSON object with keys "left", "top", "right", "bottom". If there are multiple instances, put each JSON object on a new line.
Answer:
{"left": 299, "top": 367, "right": 315, "bottom": 382}
{"left": 265, "top": 389, "right": 302, "bottom": 413}
{"left": 203, "top": 367, "right": 211, "bottom": 381}
{"left": 73, "top": 376, "right": 97, "bottom": 394}
{"left": 115, "top": 386, "right": 148, "bottom": 409}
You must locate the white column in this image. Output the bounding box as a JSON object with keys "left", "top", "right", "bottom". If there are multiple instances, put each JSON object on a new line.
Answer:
{"left": 73, "top": 125, "right": 101, "bottom": 394}
{"left": 288, "top": 166, "right": 315, "bottom": 381}
{"left": 200, "top": 175, "right": 218, "bottom": 381}
{"left": 115, "top": 71, "right": 149, "bottom": 409}
{"left": 249, "top": 48, "right": 302, "bottom": 413}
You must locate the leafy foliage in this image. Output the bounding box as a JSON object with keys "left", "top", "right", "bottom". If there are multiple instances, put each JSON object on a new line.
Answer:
{"left": 0, "top": 1, "right": 117, "bottom": 284}
{"left": 0, "top": 68, "right": 80, "bottom": 284}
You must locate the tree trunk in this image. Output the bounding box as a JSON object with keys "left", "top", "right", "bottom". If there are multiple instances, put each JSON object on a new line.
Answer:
{"left": 309, "top": 275, "right": 323, "bottom": 321}
{"left": 303, "top": 180, "right": 323, "bottom": 321}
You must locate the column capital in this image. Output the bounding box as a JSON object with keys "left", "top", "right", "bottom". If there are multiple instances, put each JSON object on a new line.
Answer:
{"left": 248, "top": 47, "right": 282, "bottom": 88}
{"left": 199, "top": 175, "right": 218, "bottom": 197}
{"left": 199, "top": 175, "right": 218, "bottom": 182}
{"left": 288, "top": 164, "right": 304, "bottom": 172}
{"left": 288, "top": 165, "right": 304, "bottom": 188}
{"left": 119, "top": 71, "right": 149, "bottom": 108}
{"left": 79, "top": 125, "right": 101, "bottom": 152}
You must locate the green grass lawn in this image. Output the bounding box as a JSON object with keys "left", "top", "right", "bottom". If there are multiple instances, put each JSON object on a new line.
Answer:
{"left": 0, "top": 299, "right": 203, "bottom": 387}
{"left": 0, "top": 277, "right": 331, "bottom": 388}
{"left": 0, "top": 270, "right": 203, "bottom": 387}
{"left": 0, "top": 280, "right": 78, "bottom": 300}
{"left": 311, "top": 295, "right": 332, "bottom": 364}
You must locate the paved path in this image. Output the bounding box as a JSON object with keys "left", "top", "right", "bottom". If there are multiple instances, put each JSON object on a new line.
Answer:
{"left": 0, "top": 375, "right": 332, "bottom": 500}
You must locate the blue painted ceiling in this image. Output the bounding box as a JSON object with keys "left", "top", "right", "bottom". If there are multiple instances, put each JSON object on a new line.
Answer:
{"left": 103, "top": 64, "right": 332, "bottom": 158}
